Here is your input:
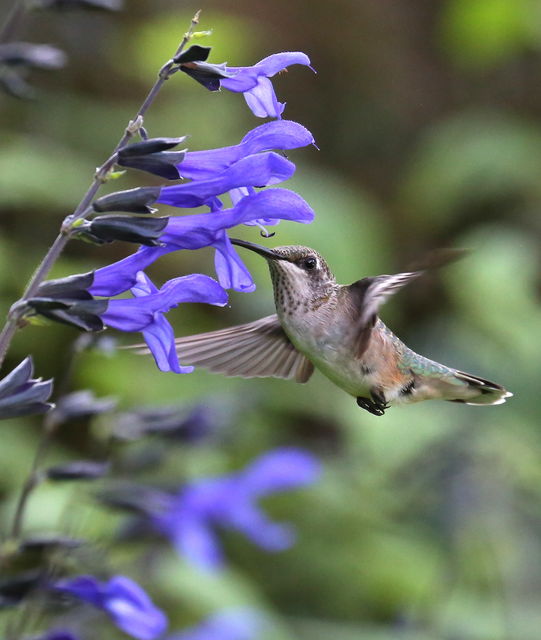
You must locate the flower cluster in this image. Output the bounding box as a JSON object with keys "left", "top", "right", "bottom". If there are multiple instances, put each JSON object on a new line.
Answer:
{"left": 38, "top": 447, "right": 319, "bottom": 639}
{"left": 3, "top": 38, "right": 320, "bottom": 640}
{"left": 27, "top": 114, "right": 315, "bottom": 374}
{"left": 150, "top": 448, "right": 320, "bottom": 570}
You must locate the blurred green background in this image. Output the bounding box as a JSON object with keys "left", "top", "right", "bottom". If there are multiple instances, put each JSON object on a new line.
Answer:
{"left": 1, "top": 0, "right": 541, "bottom": 638}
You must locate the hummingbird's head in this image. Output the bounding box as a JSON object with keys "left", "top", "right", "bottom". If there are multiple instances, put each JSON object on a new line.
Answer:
{"left": 230, "top": 239, "right": 337, "bottom": 311}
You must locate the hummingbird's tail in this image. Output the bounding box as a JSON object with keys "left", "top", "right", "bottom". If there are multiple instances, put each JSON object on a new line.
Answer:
{"left": 448, "top": 371, "right": 513, "bottom": 406}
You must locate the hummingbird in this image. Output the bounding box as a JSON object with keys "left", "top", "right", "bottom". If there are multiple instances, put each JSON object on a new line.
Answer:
{"left": 167, "top": 239, "right": 512, "bottom": 416}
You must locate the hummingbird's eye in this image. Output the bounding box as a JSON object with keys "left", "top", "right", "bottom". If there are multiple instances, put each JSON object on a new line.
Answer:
{"left": 301, "top": 256, "right": 317, "bottom": 270}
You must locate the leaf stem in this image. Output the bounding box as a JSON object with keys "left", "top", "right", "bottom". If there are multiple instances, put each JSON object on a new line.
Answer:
{"left": 0, "top": 9, "right": 202, "bottom": 370}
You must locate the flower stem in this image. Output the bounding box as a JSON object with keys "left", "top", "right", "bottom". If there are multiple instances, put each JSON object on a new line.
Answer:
{"left": 9, "top": 334, "right": 95, "bottom": 539}
{"left": 0, "top": 0, "right": 27, "bottom": 44}
{"left": 0, "top": 10, "right": 202, "bottom": 370}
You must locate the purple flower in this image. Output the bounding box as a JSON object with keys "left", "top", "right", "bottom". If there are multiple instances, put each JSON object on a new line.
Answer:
{"left": 90, "top": 189, "right": 314, "bottom": 295}
{"left": 27, "top": 273, "right": 226, "bottom": 371}
{"left": 0, "top": 356, "right": 53, "bottom": 419}
{"left": 55, "top": 575, "right": 167, "bottom": 640}
{"left": 102, "top": 272, "right": 228, "bottom": 373}
{"left": 220, "top": 52, "right": 313, "bottom": 118}
{"left": 157, "top": 151, "right": 295, "bottom": 210}
{"left": 167, "top": 609, "right": 263, "bottom": 640}
{"left": 177, "top": 120, "right": 314, "bottom": 181}
{"left": 151, "top": 448, "right": 321, "bottom": 570}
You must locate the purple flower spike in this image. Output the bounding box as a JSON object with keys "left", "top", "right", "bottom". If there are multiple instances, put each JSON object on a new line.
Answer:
{"left": 178, "top": 120, "right": 314, "bottom": 181}
{"left": 89, "top": 189, "right": 314, "bottom": 296}
{"left": 157, "top": 151, "right": 295, "bottom": 209}
{"left": 102, "top": 272, "right": 228, "bottom": 373}
{"left": 55, "top": 575, "right": 168, "bottom": 640}
{"left": 167, "top": 609, "right": 263, "bottom": 640}
{"left": 220, "top": 52, "right": 313, "bottom": 118}
{"left": 160, "top": 188, "right": 314, "bottom": 291}
{"left": 151, "top": 447, "right": 321, "bottom": 570}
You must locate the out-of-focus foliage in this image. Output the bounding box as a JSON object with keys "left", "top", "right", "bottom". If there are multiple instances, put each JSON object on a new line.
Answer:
{"left": 1, "top": 0, "right": 541, "bottom": 639}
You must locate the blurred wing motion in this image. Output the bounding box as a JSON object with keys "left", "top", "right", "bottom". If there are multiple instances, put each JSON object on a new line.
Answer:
{"left": 350, "top": 271, "right": 422, "bottom": 328}
{"left": 347, "top": 271, "right": 422, "bottom": 357}
{"left": 349, "top": 249, "right": 467, "bottom": 331}
{"left": 170, "top": 314, "right": 314, "bottom": 383}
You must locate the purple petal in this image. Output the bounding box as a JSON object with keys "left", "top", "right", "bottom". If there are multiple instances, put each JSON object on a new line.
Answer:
{"left": 252, "top": 51, "right": 312, "bottom": 77}
{"left": 178, "top": 145, "right": 246, "bottom": 182}
{"left": 218, "top": 69, "right": 259, "bottom": 93}
{"left": 243, "top": 76, "right": 284, "bottom": 119}
{"left": 240, "top": 120, "right": 314, "bottom": 151}
{"left": 170, "top": 515, "right": 224, "bottom": 570}
{"left": 213, "top": 232, "right": 255, "bottom": 292}
{"left": 156, "top": 274, "right": 228, "bottom": 310}
{"left": 90, "top": 246, "right": 170, "bottom": 297}
{"left": 168, "top": 609, "right": 263, "bottom": 640}
{"left": 104, "top": 576, "right": 168, "bottom": 640}
{"left": 102, "top": 274, "right": 227, "bottom": 332}
{"left": 229, "top": 187, "right": 255, "bottom": 206}
{"left": 161, "top": 188, "right": 312, "bottom": 252}
{"left": 130, "top": 272, "right": 197, "bottom": 373}
{"left": 157, "top": 152, "right": 295, "bottom": 208}
{"left": 55, "top": 575, "right": 102, "bottom": 607}
{"left": 178, "top": 121, "right": 314, "bottom": 181}
{"left": 130, "top": 271, "right": 159, "bottom": 296}
{"left": 226, "top": 501, "right": 296, "bottom": 551}
{"left": 141, "top": 314, "right": 192, "bottom": 374}
{"left": 242, "top": 448, "right": 321, "bottom": 496}
{"left": 221, "top": 52, "right": 312, "bottom": 93}
{"left": 56, "top": 575, "right": 167, "bottom": 640}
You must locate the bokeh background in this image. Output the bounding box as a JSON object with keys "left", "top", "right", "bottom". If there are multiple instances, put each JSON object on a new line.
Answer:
{"left": 1, "top": 0, "right": 541, "bottom": 638}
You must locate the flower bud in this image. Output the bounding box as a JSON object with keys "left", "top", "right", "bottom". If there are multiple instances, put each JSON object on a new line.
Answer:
{"left": 116, "top": 151, "right": 185, "bottom": 180}
{"left": 37, "top": 272, "right": 94, "bottom": 299}
{"left": 0, "top": 356, "right": 54, "bottom": 419}
{"left": 92, "top": 187, "right": 160, "bottom": 214}
{"left": 24, "top": 298, "right": 106, "bottom": 332}
{"left": 76, "top": 215, "right": 168, "bottom": 246}
{"left": 46, "top": 460, "right": 110, "bottom": 481}
{"left": 118, "top": 137, "right": 186, "bottom": 157}
{"left": 0, "top": 357, "right": 53, "bottom": 419}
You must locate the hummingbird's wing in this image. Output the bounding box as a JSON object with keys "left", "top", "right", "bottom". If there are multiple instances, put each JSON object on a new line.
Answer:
{"left": 171, "top": 314, "right": 314, "bottom": 383}
{"left": 347, "top": 271, "right": 422, "bottom": 357}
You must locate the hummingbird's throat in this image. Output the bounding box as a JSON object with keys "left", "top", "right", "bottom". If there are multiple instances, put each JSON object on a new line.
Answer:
{"left": 268, "top": 261, "right": 336, "bottom": 313}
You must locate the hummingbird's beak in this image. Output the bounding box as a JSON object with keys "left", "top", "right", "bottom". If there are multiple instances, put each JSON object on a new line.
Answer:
{"left": 229, "top": 238, "right": 288, "bottom": 261}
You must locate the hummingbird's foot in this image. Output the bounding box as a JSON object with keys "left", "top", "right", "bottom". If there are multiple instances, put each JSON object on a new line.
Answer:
{"left": 356, "top": 392, "right": 389, "bottom": 416}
